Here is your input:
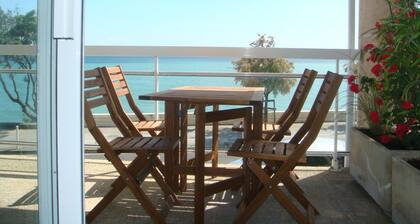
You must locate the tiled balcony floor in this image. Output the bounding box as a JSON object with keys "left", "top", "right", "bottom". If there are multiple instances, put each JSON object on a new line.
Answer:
{"left": 85, "top": 159, "right": 391, "bottom": 224}
{"left": 0, "top": 154, "right": 391, "bottom": 224}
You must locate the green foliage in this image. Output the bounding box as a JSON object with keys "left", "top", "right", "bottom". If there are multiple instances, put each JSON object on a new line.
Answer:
{"left": 350, "top": 0, "right": 420, "bottom": 148}
{"left": 0, "top": 7, "right": 37, "bottom": 122}
{"left": 233, "top": 34, "right": 296, "bottom": 99}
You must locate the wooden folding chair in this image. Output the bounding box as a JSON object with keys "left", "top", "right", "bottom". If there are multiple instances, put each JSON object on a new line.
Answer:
{"left": 232, "top": 69, "right": 317, "bottom": 141}
{"left": 84, "top": 68, "right": 179, "bottom": 224}
{"left": 100, "top": 65, "right": 165, "bottom": 136}
{"left": 228, "top": 71, "right": 343, "bottom": 224}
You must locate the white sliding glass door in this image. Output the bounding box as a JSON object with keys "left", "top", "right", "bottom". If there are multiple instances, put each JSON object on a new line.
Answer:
{"left": 0, "top": 0, "right": 84, "bottom": 223}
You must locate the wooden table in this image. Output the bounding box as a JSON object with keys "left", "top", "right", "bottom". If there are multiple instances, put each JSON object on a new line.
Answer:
{"left": 139, "top": 86, "right": 264, "bottom": 223}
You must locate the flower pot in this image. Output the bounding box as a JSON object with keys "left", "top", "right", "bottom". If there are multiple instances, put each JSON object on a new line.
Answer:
{"left": 349, "top": 128, "right": 420, "bottom": 214}
{"left": 392, "top": 158, "right": 420, "bottom": 224}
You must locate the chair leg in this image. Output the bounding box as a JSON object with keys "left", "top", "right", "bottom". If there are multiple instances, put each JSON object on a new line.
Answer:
{"left": 87, "top": 156, "right": 148, "bottom": 223}
{"left": 107, "top": 153, "right": 165, "bottom": 224}
{"left": 151, "top": 157, "right": 181, "bottom": 205}
{"left": 247, "top": 160, "right": 307, "bottom": 224}
{"left": 282, "top": 175, "right": 319, "bottom": 215}
{"left": 211, "top": 104, "right": 219, "bottom": 174}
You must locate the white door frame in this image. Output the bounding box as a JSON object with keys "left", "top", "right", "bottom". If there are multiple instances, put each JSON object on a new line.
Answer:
{"left": 37, "top": 0, "right": 85, "bottom": 223}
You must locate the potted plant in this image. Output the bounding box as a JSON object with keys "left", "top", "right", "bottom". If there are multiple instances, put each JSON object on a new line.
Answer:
{"left": 348, "top": 0, "right": 419, "bottom": 215}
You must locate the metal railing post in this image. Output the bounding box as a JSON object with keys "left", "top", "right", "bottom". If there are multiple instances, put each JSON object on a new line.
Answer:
{"left": 154, "top": 56, "right": 159, "bottom": 120}
{"left": 16, "top": 125, "right": 20, "bottom": 151}
{"left": 331, "top": 59, "right": 340, "bottom": 171}
{"left": 345, "top": 0, "right": 357, "bottom": 168}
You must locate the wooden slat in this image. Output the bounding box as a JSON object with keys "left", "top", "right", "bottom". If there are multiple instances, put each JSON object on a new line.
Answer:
{"left": 132, "top": 137, "right": 152, "bottom": 148}
{"left": 85, "top": 87, "right": 106, "bottom": 98}
{"left": 205, "top": 107, "right": 252, "bottom": 123}
{"left": 113, "top": 138, "right": 133, "bottom": 148}
{"left": 175, "top": 166, "right": 243, "bottom": 177}
{"left": 85, "top": 77, "right": 103, "bottom": 88}
{"left": 112, "top": 80, "right": 127, "bottom": 89}
{"left": 204, "top": 175, "right": 244, "bottom": 197}
{"left": 106, "top": 66, "right": 122, "bottom": 74}
{"left": 110, "top": 73, "right": 124, "bottom": 81}
{"left": 116, "top": 88, "right": 129, "bottom": 96}
{"left": 86, "top": 97, "right": 108, "bottom": 108}
{"left": 85, "top": 69, "right": 100, "bottom": 78}
{"left": 143, "top": 137, "right": 161, "bottom": 149}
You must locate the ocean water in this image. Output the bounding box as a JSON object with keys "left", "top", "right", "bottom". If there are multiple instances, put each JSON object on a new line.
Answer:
{"left": 0, "top": 57, "right": 348, "bottom": 123}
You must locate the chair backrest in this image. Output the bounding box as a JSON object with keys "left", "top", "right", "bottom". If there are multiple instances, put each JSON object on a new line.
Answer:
{"left": 284, "top": 71, "right": 343, "bottom": 168}
{"left": 100, "top": 66, "right": 145, "bottom": 136}
{"left": 84, "top": 68, "right": 132, "bottom": 145}
{"left": 270, "top": 69, "right": 317, "bottom": 141}
{"left": 100, "top": 65, "right": 147, "bottom": 124}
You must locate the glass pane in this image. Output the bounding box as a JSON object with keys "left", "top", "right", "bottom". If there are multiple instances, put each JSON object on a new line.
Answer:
{"left": 0, "top": 0, "right": 39, "bottom": 223}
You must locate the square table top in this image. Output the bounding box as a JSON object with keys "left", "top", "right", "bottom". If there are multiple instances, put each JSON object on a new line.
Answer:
{"left": 139, "top": 86, "right": 265, "bottom": 105}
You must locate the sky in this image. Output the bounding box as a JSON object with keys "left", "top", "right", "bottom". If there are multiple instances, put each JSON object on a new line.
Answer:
{"left": 2, "top": 0, "right": 352, "bottom": 48}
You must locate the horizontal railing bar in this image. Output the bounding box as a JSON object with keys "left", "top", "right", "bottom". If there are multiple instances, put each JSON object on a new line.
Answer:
{"left": 1, "top": 44, "right": 358, "bottom": 59}
{"left": 0, "top": 69, "right": 37, "bottom": 74}
{"left": 0, "top": 45, "right": 36, "bottom": 56}
{"left": 1, "top": 69, "right": 349, "bottom": 79}
{"left": 86, "top": 46, "right": 357, "bottom": 59}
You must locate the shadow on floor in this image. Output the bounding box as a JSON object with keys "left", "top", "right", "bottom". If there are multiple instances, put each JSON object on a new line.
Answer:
{"left": 0, "top": 207, "right": 38, "bottom": 224}
{"left": 85, "top": 168, "right": 391, "bottom": 224}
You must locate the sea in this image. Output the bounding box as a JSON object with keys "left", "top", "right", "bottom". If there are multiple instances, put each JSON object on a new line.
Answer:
{"left": 0, "top": 57, "right": 348, "bottom": 123}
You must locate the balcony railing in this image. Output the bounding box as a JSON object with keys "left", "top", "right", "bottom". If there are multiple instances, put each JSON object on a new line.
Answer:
{"left": 0, "top": 45, "right": 357, "bottom": 168}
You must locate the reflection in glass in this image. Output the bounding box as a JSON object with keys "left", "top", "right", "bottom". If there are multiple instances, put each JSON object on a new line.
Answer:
{"left": 0, "top": 1, "right": 38, "bottom": 223}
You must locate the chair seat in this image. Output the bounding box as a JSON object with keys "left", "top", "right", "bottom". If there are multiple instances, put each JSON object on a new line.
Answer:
{"left": 231, "top": 122, "right": 292, "bottom": 136}
{"left": 134, "top": 120, "right": 165, "bottom": 131}
{"left": 99, "top": 136, "right": 178, "bottom": 153}
{"left": 228, "top": 139, "right": 306, "bottom": 163}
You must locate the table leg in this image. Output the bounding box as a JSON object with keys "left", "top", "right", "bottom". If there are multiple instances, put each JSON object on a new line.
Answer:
{"left": 180, "top": 103, "right": 189, "bottom": 192}
{"left": 195, "top": 104, "right": 206, "bottom": 224}
{"left": 165, "top": 101, "right": 180, "bottom": 192}
{"left": 211, "top": 104, "right": 219, "bottom": 170}
{"left": 252, "top": 102, "right": 263, "bottom": 139}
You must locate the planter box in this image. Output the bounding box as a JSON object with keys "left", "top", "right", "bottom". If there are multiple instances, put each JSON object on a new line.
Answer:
{"left": 392, "top": 158, "right": 420, "bottom": 224}
{"left": 349, "top": 128, "right": 420, "bottom": 214}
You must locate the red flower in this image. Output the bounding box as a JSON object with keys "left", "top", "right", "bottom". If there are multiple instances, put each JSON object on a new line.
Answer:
{"left": 406, "top": 9, "right": 417, "bottom": 18}
{"left": 379, "top": 135, "right": 392, "bottom": 144}
{"left": 387, "top": 64, "right": 398, "bottom": 74}
{"left": 376, "top": 82, "right": 384, "bottom": 91}
{"left": 363, "top": 43, "right": 375, "bottom": 51}
{"left": 350, "top": 83, "right": 360, "bottom": 93}
{"left": 386, "top": 46, "right": 394, "bottom": 52}
{"left": 396, "top": 124, "right": 410, "bottom": 139}
{"left": 371, "top": 64, "right": 383, "bottom": 77}
{"left": 375, "top": 97, "right": 384, "bottom": 106}
{"left": 348, "top": 74, "right": 356, "bottom": 84}
{"left": 401, "top": 101, "right": 414, "bottom": 110}
{"left": 375, "top": 21, "right": 382, "bottom": 30}
{"left": 370, "top": 111, "right": 380, "bottom": 124}
{"left": 381, "top": 54, "right": 391, "bottom": 61}
{"left": 367, "top": 52, "right": 378, "bottom": 62}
